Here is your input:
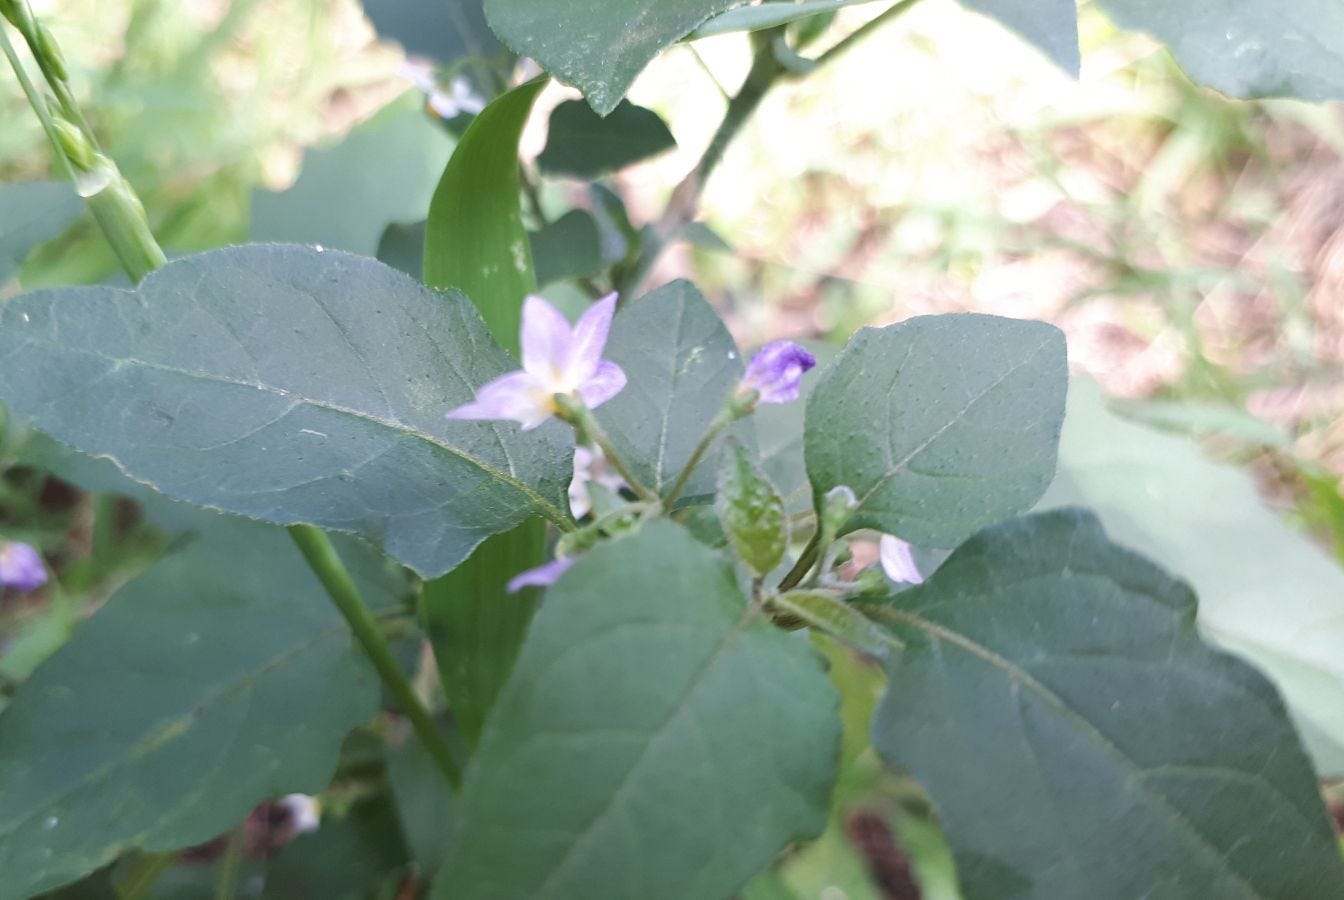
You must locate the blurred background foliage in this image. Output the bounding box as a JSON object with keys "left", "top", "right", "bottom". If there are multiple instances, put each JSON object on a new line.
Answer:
{"left": 2, "top": 0, "right": 1342, "bottom": 896}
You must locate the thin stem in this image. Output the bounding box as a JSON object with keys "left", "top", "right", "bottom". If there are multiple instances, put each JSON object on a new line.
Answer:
{"left": 687, "top": 44, "right": 730, "bottom": 100}
{"left": 562, "top": 401, "right": 659, "bottom": 503}
{"left": 213, "top": 826, "right": 244, "bottom": 900}
{"left": 0, "top": 20, "right": 72, "bottom": 180}
{"left": 662, "top": 409, "right": 732, "bottom": 510}
{"left": 777, "top": 530, "right": 822, "bottom": 592}
{"left": 288, "top": 525, "right": 463, "bottom": 790}
{"left": 810, "top": 0, "right": 923, "bottom": 70}
{"left": 116, "top": 852, "right": 176, "bottom": 900}
{"left": 12, "top": 1, "right": 95, "bottom": 139}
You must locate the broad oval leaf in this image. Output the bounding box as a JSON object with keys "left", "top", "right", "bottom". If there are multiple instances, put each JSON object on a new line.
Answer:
{"left": 0, "top": 518, "right": 405, "bottom": 900}
{"left": 869, "top": 509, "right": 1344, "bottom": 900}
{"left": 717, "top": 441, "right": 788, "bottom": 575}
{"left": 0, "top": 180, "right": 82, "bottom": 285}
{"left": 433, "top": 520, "right": 840, "bottom": 900}
{"left": 250, "top": 97, "right": 451, "bottom": 257}
{"left": 805, "top": 313, "right": 1067, "bottom": 547}
{"left": 0, "top": 244, "right": 572, "bottom": 577}
{"left": 483, "top": 0, "right": 741, "bottom": 115}
{"left": 1098, "top": 0, "right": 1344, "bottom": 102}
{"left": 537, "top": 100, "right": 676, "bottom": 179}
{"left": 1042, "top": 380, "right": 1344, "bottom": 775}
{"left": 960, "top": 0, "right": 1079, "bottom": 76}
{"left": 596, "top": 280, "right": 752, "bottom": 501}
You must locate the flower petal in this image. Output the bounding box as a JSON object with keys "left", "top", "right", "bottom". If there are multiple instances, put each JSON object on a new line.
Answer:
{"left": 506, "top": 557, "right": 575, "bottom": 593}
{"left": 445, "top": 370, "right": 551, "bottom": 429}
{"left": 564, "top": 292, "right": 618, "bottom": 384}
{"left": 0, "top": 541, "right": 46, "bottom": 592}
{"left": 879, "top": 534, "right": 924, "bottom": 585}
{"left": 520, "top": 295, "right": 575, "bottom": 382}
{"left": 741, "top": 340, "right": 817, "bottom": 404}
{"left": 577, "top": 359, "right": 627, "bottom": 409}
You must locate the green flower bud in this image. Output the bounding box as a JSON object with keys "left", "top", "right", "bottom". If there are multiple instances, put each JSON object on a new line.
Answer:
{"left": 820, "top": 485, "right": 858, "bottom": 536}
{"left": 51, "top": 118, "right": 95, "bottom": 172}
{"left": 36, "top": 23, "right": 67, "bottom": 82}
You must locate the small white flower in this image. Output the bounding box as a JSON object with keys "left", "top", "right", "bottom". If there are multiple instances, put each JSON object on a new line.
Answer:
{"left": 568, "top": 445, "right": 626, "bottom": 519}
{"left": 278, "top": 794, "right": 321, "bottom": 835}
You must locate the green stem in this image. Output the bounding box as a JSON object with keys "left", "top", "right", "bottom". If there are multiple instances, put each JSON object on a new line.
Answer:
{"left": 0, "top": 19, "right": 72, "bottom": 181}
{"left": 662, "top": 408, "right": 733, "bottom": 510}
{"left": 117, "top": 851, "right": 177, "bottom": 900}
{"left": 10, "top": 1, "right": 95, "bottom": 139}
{"left": 213, "top": 826, "right": 244, "bottom": 900}
{"left": 777, "top": 530, "right": 822, "bottom": 592}
{"left": 810, "top": 0, "right": 923, "bottom": 70}
{"left": 288, "top": 524, "right": 463, "bottom": 791}
{"left": 561, "top": 400, "right": 659, "bottom": 503}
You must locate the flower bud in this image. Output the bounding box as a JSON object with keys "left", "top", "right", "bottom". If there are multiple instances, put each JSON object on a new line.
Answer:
{"left": 0, "top": 541, "right": 47, "bottom": 592}
{"left": 738, "top": 341, "right": 816, "bottom": 405}
{"left": 52, "top": 118, "right": 96, "bottom": 172}
{"left": 37, "top": 23, "right": 67, "bottom": 82}
{"left": 820, "top": 485, "right": 858, "bottom": 536}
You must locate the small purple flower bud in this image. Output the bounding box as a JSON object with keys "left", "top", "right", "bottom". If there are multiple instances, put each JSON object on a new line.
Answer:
{"left": 0, "top": 541, "right": 47, "bottom": 592}
{"left": 506, "top": 556, "right": 575, "bottom": 594}
{"left": 740, "top": 341, "right": 817, "bottom": 404}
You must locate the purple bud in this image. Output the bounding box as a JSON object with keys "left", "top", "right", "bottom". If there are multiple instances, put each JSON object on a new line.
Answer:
{"left": 506, "top": 556, "right": 575, "bottom": 594}
{"left": 0, "top": 541, "right": 47, "bottom": 592}
{"left": 740, "top": 341, "right": 817, "bottom": 404}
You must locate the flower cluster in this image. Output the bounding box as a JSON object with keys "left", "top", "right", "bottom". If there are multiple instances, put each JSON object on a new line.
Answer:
{"left": 449, "top": 294, "right": 820, "bottom": 593}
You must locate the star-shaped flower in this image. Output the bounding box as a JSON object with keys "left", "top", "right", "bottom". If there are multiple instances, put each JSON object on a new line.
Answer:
{"left": 446, "top": 294, "right": 627, "bottom": 430}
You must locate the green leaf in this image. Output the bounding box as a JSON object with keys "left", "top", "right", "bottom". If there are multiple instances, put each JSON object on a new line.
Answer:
{"left": 425, "top": 79, "right": 543, "bottom": 348}
{"left": 386, "top": 727, "right": 461, "bottom": 876}
{"left": 483, "top": 0, "right": 741, "bottom": 115}
{"left": 805, "top": 314, "right": 1066, "bottom": 547}
{"left": 0, "top": 244, "right": 572, "bottom": 578}
{"left": 361, "top": 0, "right": 504, "bottom": 64}
{"left": 693, "top": 0, "right": 884, "bottom": 39}
{"left": 0, "top": 518, "right": 405, "bottom": 900}
{"left": 1097, "top": 0, "right": 1344, "bottom": 102}
{"left": 420, "top": 78, "right": 552, "bottom": 753}
{"left": 263, "top": 793, "right": 411, "bottom": 899}
{"left": 1042, "top": 379, "right": 1344, "bottom": 774}
{"left": 376, "top": 219, "right": 428, "bottom": 280}
{"left": 433, "top": 521, "right": 839, "bottom": 900}
{"left": 958, "top": 0, "right": 1080, "bottom": 76}
{"left": 717, "top": 441, "right": 787, "bottom": 575}
{"left": 868, "top": 509, "right": 1344, "bottom": 900}
{"left": 0, "top": 180, "right": 82, "bottom": 285}
{"left": 597, "top": 280, "right": 751, "bottom": 501}
{"left": 530, "top": 209, "right": 604, "bottom": 287}
{"left": 250, "top": 96, "right": 451, "bottom": 256}
{"left": 537, "top": 100, "right": 676, "bottom": 178}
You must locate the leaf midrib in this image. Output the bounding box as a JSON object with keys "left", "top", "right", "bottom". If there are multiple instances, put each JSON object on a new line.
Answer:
{"left": 11, "top": 334, "right": 569, "bottom": 525}
{"left": 871, "top": 599, "right": 1268, "bottom": 899}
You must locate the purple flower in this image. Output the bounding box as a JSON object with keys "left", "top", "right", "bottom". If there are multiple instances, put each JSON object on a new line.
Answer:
{"left": 506, "top": 556, "right": 575, "bottom": 594}
{"left": 0, "top": 541, "right": 47, "bottom": 592}
{"left": 879, "top": 535, "right": 924, "bottom": 586}
{"left": 446, "top": 294, "right": 627, "bottom": 430}
{"left": 740, "top": 341, "right": 816, "bottom": 404}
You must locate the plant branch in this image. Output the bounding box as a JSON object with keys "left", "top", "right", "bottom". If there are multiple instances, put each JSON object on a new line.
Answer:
{"left": 0, "top": 20, "right": 73, "bottom": 181}
{"left": 811, "top": 0, "right": 922, "bottom": 70}
{"left": 662, "top": 408, "right": 733, "bottom": 510}
{"left": 777, "top": 530, "right": 822, "bottom": 592}
{"left": 288, "top": 524, "right": 463, "bottom": 791}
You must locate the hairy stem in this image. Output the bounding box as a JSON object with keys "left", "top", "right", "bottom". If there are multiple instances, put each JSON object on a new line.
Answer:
{"left": 289, "top": 525, "right": 463, "bottom": 790}
{"left": 662, "top": 408, "right": 733, "bottom": 510}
